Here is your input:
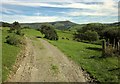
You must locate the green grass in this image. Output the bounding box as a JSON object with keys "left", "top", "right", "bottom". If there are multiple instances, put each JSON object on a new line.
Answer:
{"left": 22, "top": 29, "right": 43, "bottom": 37}
{"left": 48, "top": 30, "right": 119, "bottom": 82}
{"left": 22, "top": 29, "right": 118, "bottom": 82}
{"left": 3, "top": 28, "right": 118, "bottom": 82}
{"left": 2, "top": 27, "right": 20, "bottom": 81}
{"left": 56, "top": 30, "right": 74, "bottom": 40}
{"left": 51, "top": 64, "right": 59, "bottom": 74}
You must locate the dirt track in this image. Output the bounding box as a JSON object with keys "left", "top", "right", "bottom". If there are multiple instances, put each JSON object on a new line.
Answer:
{"left": 7, "top": 37, "right": 87, "bottom": 82}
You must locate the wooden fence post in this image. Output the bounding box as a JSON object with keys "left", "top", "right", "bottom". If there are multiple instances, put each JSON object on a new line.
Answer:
{"left": 102, "top": 39, "right": 106, "bottom": 56}
{"left": 118, "top": 40, "right": 120, "bottom": 55}
{"left": 113, "top": 39, "right": 115, "bottom": 49}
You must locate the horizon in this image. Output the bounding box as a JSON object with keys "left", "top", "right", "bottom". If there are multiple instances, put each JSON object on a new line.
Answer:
{"left": 1, "top": 20, "right": 119, "bottom": 25}
{"left": 1, "top": 0, "right": 119, "bottom": 24}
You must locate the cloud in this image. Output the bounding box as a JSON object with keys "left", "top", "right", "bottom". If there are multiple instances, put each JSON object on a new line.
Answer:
{"left": 2, "top": 0, "right": 119, "bottom": 3}
{"left": 1, "top": 0, "right": 118, "bottom": 23}
{"left": 2, "top": 0, "right": 118, "bottom": 16}
{"left": 2, "top": 1, "right": 99, "bottom": 10}
{"left": 1, "top": 15, "right": 71, "bottom": 23}
{"left": 1, "top": 7, "right": 22, "bottom": 14}
{"left": 34, "top": 12, "right": 41, "bottom": 16}
{"left": 65, "top": 11, "right": 108, "bottom": 16}
{"left": 61, "top": 0, "right": 118, "bottom": 17}
{"left": 1, "top": 0, "right": 109, "bottom": 10}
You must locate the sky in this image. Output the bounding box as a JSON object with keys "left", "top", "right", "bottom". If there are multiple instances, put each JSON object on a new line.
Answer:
{"left": 0, "top": 0, "right": 119, "bottom": 24}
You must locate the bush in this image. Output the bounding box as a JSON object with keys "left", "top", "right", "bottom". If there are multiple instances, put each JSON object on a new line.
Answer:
{"left": 62, "top": 37, "right": 65, "bottom": 39}
{"left": 74, "top": 30, "right": 99, "bottom": 42}
{"left": 85, "top": 30, "right": 99, "bottom": 42}
{"left": 6, "top": 34, "right": 25, "bottom": 46}
{"left": 40, "top": 24, "right": 58, "bottom": 40}
{"left": 16, "top": 30, "right": 24, "bottom": 36}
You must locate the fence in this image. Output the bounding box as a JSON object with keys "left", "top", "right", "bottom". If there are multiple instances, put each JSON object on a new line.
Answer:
{"left": 102, "top": 39, "right": 120, "bottom": 57}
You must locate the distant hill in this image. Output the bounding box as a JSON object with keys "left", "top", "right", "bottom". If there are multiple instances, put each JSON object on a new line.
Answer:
{"left": 107, "top": 22, "right": 120, "bottom": 26}
{"left": 1, "top": 21, "right": 120, "bottom": 30}
{"left": 0, "top": 22, "right": 11, "bottom": 27}
{"left": 20, "top": 20, "right": 78, "bottom": 30}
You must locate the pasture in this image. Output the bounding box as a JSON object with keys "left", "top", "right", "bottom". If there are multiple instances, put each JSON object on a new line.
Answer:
{"left": 2, "top": 28, "right": 119, "bottom": 82}
{"left": 49, "top": 30, "right": 119, "bottom": 82}
{"left": 2, "top": 27, "right": 20, "bottom": 81}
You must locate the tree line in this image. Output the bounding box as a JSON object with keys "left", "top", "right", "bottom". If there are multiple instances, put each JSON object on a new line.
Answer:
{"left": 74, "top": 23, "right": 120, "bottom": 43}
{"left": 73, "top": 23, "right": 120, "bottom": 56}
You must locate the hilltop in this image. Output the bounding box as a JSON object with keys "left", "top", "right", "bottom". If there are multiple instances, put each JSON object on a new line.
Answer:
{"left": 20, "top": 20, "right": 79, "bottom": 30}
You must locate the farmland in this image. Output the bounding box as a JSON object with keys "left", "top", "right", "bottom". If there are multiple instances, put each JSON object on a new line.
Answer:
{"left": 2, "top": 24, "right": 119, "bottom": 82}
{"left": 23, "top": 28, "right": 119, "bottom": 82}
{"left": 49, "top": 30, "right": 119, "bottom": 82}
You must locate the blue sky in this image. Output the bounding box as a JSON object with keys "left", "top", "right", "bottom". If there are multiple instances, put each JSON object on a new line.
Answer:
{"left": 1, "top": 0, "right": 119, "bottom": 24}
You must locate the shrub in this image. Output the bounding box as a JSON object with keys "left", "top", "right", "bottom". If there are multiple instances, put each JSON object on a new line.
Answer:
{"left": 62, "top": 37, "right": 64, "bottom": 39}
{"left": 85, "top": 30, "right": 99, "bottom": 42}
{"left": 16, "top": 30, "right": 24, "bottom": 36}
{"left": 74, "top": 30, "right": 99, "bottom": 42}
{"left": 6, "top": 34, "right": 25, "bottom": 46}
{"left": 40, "top": 24, "right": 58, "bottom": 40}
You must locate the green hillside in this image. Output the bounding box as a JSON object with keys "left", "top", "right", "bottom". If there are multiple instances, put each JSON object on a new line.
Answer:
{"left": 20, "top": 20, "right": 79, "bottom": 30}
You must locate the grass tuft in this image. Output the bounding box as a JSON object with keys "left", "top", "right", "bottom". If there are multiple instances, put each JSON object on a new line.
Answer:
{"left": 51, "top": 64, "right": 59, "bottom": 74}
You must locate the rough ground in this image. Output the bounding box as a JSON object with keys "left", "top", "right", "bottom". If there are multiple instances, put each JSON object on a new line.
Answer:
{"left": 7, "top": 37, "right": 87, "bottom": 82}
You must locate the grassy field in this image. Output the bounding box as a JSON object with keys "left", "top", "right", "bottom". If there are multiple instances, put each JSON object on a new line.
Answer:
{"left": 2, "top": 27, "right": 21, "bottom": 81}
{"left": 2, "top": 28, "right": 119, "bottom": 82}
{"left": 23, "top": 29, "right": 118, "bottom": 82}
{"left": 56, "top": 30, "right": 74, "bottom": 40}
{"left": 22, "top": 29, "right": 43, "bottom": 37}
{"left": 49, "top": 30, "right": 119, "bottom": 82}
{"left": 2, "top": 28, "right": 42, "bottom": 81}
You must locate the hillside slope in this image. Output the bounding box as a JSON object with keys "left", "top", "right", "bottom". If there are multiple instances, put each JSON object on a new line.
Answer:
{"left": 20, "top": 21, "right": 78, "bottom": 30}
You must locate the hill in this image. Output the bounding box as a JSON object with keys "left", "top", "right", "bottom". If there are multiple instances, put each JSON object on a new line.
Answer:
{"left": 20, "top": 20, "right": 78, "bottom": 30}
{"left": 1, "top": 21, "right": 119, "bottom": 31}
{"left": 107, "top": 22, "right": 120, "bottom": 26}
{"left": 21, "top": 21, "right": 117, "bottom": 31}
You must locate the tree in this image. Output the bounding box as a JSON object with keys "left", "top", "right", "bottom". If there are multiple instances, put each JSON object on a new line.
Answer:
{"left": 40, "top": 24, "right": 58, "bottom": 40}
{"left": 2, "top": 22, "right": 11, "bottom": 27}
{"left": 85, "top": 30, "right": 99, "bottom": 42}
{"left": 102, "top": 27, "right": 120, "bottom": 44}
{"left": 74, "top": 30, "right": 99, "bottom": 42}
{"left": 79, "top": 23, "right": 107, "bottom": 37}
{"left": 10, "top": 21, "right": 21, "bottom": 32}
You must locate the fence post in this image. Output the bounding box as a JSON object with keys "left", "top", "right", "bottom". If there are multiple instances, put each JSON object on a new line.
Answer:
{"left": 113, "top": 39, "right": 116, "bottom": 49}
{"left": 118, "top": 40, "right": 120, "bottom": 55}
{"left": 117, "top": 41, "right": 119, "bottom": 50}
{"left": 102, "top": 39, "right": 106, "bottom": 56}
